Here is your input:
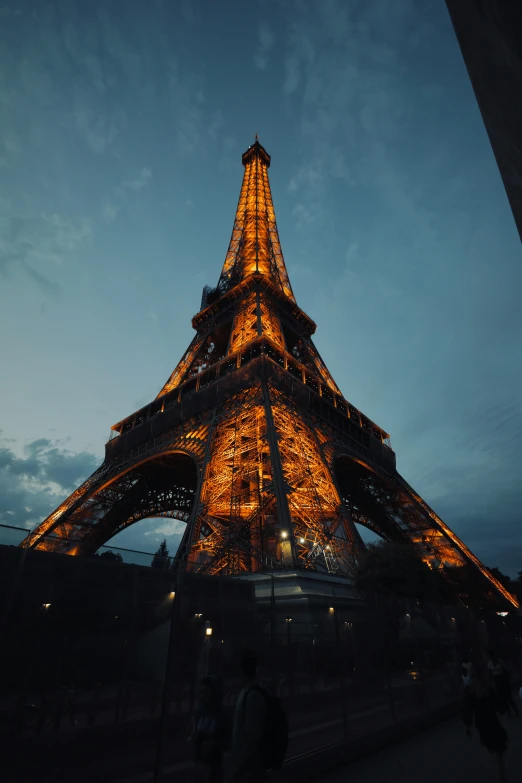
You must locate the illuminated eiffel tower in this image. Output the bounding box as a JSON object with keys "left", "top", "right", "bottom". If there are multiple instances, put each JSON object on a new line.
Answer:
{"left": 22, "top": 138, "right": 517, "bottom": 609}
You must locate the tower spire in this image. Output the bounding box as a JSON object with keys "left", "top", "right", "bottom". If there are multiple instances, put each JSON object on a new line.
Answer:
{"left": 218, "top": 140, "right": 295, "bottom": 302}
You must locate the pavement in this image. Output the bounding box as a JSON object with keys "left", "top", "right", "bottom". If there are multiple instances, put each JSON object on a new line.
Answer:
{"left": 318, "top": 715, "right": 522, "bottom": 783}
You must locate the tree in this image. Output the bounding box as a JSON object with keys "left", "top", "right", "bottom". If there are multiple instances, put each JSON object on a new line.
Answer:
{"left": 96, "top": 550, "right": 123, "bottom": 563}
{"left": 151, "top": 539, "right": 171, "bottom": 570}
{"left": 487, "top": 567, "right": 513, "bottom": 590}
{"left": 354, "top": 540, "right": 448, "bottom": 602}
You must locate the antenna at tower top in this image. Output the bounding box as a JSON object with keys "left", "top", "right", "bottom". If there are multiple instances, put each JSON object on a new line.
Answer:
{"left": 255, "top": 132, "right": 259, "bottom": 142}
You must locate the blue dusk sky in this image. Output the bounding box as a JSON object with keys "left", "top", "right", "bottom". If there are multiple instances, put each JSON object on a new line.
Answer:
{"left": 1, "top": 0, "right": 521, "bottom": 575}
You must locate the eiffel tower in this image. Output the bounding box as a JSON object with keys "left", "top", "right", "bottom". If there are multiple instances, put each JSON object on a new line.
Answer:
{"left": 22, "top": 138, "right": 517, "bottom": 610}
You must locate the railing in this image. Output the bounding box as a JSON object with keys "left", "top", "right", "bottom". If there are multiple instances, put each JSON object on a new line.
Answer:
{"left": 110, "top": 336, "right": 392, "bottom": 451}
{"left": 2, "top": 547, "right": 520, "bottom": 783}
{"left": 0, "top": 524, "right": 171, "bottom": 569}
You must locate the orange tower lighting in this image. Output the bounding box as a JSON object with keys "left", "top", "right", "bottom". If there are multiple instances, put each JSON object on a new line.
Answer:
{"left": 21, "top": 139, "right": 518, "bottom": 611}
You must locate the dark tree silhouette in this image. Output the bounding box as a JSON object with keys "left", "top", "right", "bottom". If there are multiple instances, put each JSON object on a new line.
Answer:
{"left": 96, "top": 550, "right": 123, "bottom": 563}
{"left": 151, "top": 539, "right": 171, "bottom": 570}
{"left": 488, "top": 566, "right": 513, "bottom": 590}
{"left": 355, "top": 540, "right": 448, "bottom": 601}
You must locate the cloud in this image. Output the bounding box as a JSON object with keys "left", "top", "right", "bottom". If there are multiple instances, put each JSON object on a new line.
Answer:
{"left": 102, "top": 203, "right": 121, "bottom": 224}
{"left": 41, "top": 213, "right": 93, "bottom": 256}
{"left": 21, "top": 262, "right": 61, "bottom": 299}
{"left": 0, "top": 198, "right": 92, "bottom": 295}
{"left": 0, "top": 435, "right": 98, "bottom": 529}
{"left": 73, "top": 103, "right": 127, "bottom": 155}
{"left": 120, "top": 167, "right": 152, "bottom": 194}
{"left": 278, "top": 0, "right": 420, "bottom": 233}
{"left": 254, "top": 23, "right": 275, "bottom": 70}
{"left": 101, "top": 167, "right": 152, "bottom": 223}
{"left": 0, "top": 434, "right": 185, "bottom": 556}
{"left": 145, "top": 520, "right": 186, "bottom": 537}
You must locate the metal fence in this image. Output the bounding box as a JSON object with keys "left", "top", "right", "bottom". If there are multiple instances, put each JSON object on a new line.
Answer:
{"left": 0, "top": 523, "right": 173, "bottom": 568}
{"left": 0, "top": 540, "right": 520, "bottom": 783}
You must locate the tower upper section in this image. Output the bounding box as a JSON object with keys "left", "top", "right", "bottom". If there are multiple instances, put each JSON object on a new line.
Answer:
{"left": 217, "top": 138, "right": 295, "bottom": 302}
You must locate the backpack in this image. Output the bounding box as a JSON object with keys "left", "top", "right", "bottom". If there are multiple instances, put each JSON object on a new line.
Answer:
{"left": 245, "top": 685, "right": 289, "bottom": 771}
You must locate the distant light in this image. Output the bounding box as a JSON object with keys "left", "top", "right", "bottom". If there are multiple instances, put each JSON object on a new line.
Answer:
{"left": 281, "top": 531, "right": 288, "bottom": 539}
{"left": 326, "top": 546, "right": 331, "bottom": 551}
{"left": 299, "top": 538, "right": 305, "bottom": 544}
{"left": 169, "top": 592, "right": 176, "bottom": 599}
{"left": 43, "top": 603, "right": 51, "bottom": 609}
{"left": 195, "top": 613, "right": 203, "bottom": 619}
{"left": 114, "top": 616, "right": 119, "bottom": 620}
{"left": 496, "top": 611, "right": 508, "bottom": 617}
{"left": 286, "top": 617, "right": 292, "bottom": 623}
{"left": 329, "top": 607, "right": 334, "bottom": 613}
{"left": 205, "top": 626, "right": 212, "bottom": 637}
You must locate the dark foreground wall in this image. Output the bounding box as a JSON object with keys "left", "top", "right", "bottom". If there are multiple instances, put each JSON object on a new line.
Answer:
{"left": 446, "top": 0, "right": 522, "bottom": 243}
{"left": 1, "top": 544, "right": 520, "bottom": 783}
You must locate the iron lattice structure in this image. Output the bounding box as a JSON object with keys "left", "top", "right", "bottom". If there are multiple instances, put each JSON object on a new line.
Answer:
{"left": 21, "top": 139, "right": 518, "bottom": 610}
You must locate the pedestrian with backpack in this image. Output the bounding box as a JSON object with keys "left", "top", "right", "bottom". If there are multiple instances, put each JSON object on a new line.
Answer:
{"left": 188, "top": 675, "right": 229, "bottom": 783}
{"left": 227, "top": 649, "right": 288, "bottom": 783}
{"left": 488, "top": 649, "right": 519, "bottom": 718}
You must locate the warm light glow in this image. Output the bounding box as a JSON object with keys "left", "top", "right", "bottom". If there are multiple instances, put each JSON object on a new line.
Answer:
{"left": 219, "top": 148, "right": 296, "bottom": 303}
{"left": 205, "top": 626, "right": 212, "bottom": 637}
{"left": 20, "top": 137, "right": 519, "bottom": 616}
{"left": 329, "top": 607, "right": 334, "bottom": 613}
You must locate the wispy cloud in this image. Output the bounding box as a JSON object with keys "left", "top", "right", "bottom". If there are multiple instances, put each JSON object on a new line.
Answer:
{"left": 120, "top": 167, "right": 152, "bottom": 194}
{"left": 0, "top": 434, "right": 98, "bottom": 529}
{"left": 41, "top": 213, "right": 93, "bottom": 256}
{"left": 0, "top": 198, "right": 92, "bottom": 295}
{"left": 254, "top": 22, "right": 275, "bottom": 70}
{"left": 145, "top": 520, "right": 186, "bottom": 537}
{"left": 73, "top": 104, "right": 127, "bottom": 155}
{"left": 102, "top": 203, "right": 121, "bottom": 224}
{"left": 101, "top": 167, "right": 152, "bottom": 223}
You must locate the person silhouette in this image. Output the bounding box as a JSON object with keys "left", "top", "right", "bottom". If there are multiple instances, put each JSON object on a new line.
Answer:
{"left": 189, "top": 675, "right": 228, "bottom": 783}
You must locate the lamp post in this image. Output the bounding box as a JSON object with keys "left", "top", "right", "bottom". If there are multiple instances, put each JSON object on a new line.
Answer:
{"left": 204, "top": 621, "right": 213, "bottom": 676}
